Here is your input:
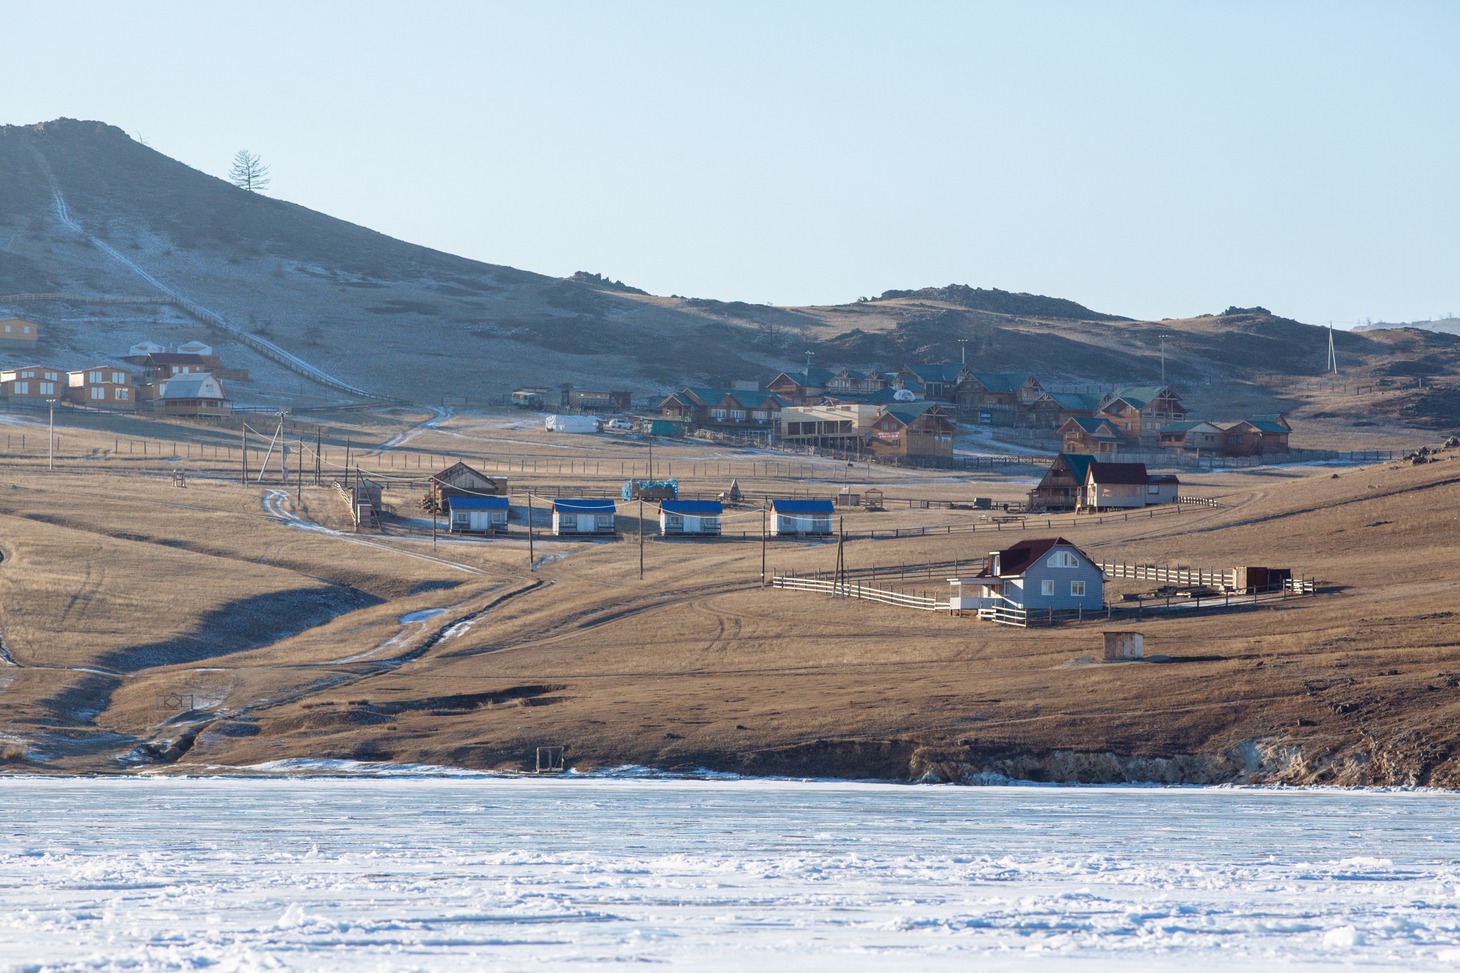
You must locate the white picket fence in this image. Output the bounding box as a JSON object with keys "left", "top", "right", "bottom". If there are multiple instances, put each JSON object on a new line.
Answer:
{"left": 769, "top": 575, "right": 951, "bottom": 612}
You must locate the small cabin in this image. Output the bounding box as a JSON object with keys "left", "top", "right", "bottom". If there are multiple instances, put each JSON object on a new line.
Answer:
{"left": 447, "top": 495, "right": 509, "bottom": 534}
{"left": 1145, "top": 473, "right": 1180, "bottom": 505}
{"left": 660, "top": 500, "right": 722, "bottom": 536}
{"left": 552, "top": 498, "right": 616, "bottom": 535}
{"left": 769, "top": 498, "right": 834, "bottom": 537}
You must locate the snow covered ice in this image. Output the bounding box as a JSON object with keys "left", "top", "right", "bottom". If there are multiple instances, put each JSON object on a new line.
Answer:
{"left": 3, "top": 774, "right": 1460, "bottom": 970}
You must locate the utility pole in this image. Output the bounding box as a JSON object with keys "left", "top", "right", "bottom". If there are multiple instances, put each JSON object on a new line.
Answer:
{"left": 46, "top": 399, "right": 55, "bottom": 471}
{"left": 527, "top": 494, "right": 535, "bottom": 571}
{"left": 638, "top": 497, "right": 645, "bottom": 581}
{"left": 315, "top": 426, "right": 322, "bottom": 485}
{"left": 295, "top": 440, "right": 302, "bottom": 505}
{"left": 1158, "top": 334, "right": 1170, "bottom": 386}
{"left": 760, "top": 504, "right": 767, "bottom": 587}
{"left": 1327, "top": 324, "right": 1338, "bottom": 374}
{"left": 240, "top": 418, "right": 247, "bottom": 484}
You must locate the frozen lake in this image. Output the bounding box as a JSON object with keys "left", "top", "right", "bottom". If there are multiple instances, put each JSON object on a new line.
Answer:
{"left": 4, "top": 773, "right": 1460, "bottom": 971}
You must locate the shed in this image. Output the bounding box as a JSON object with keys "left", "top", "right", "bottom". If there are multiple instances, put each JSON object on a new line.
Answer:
{"left": 552, "top": 498, "right": 616, "bottom": 535}
{"left": 660, "top": 500, "right": 723, "bottom": 536}
{"left": 768, "top": 498, "right": 834, "bottom": 537}
{"left": 1082, "top": 462, "right": 1150, "bottom": 511}
{"left": 949, "top": 537, "right": 1104, "bottom": 615}
{"left": 446, "top": 495, "right": 510, "bottom": 534}
{"left": 1145, "top": 473, "right": 1180, "bottom": 505}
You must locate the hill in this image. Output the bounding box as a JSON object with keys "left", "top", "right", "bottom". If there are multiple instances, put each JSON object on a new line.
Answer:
{"left": 4, "top": 118, "right": 1460, "bottom": 424}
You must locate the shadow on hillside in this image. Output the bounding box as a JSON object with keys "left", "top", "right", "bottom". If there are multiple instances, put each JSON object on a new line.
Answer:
{"left": 96, "top": 586, "right": 381, "bottom": 672}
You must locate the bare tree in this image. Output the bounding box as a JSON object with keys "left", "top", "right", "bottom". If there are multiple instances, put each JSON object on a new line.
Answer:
{"left": 229, "top": 150, "right": 271, "bottom": 193}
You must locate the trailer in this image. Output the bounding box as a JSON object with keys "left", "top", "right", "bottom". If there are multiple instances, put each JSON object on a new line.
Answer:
{"left": 545, "top": 415, "right": 600, "bottom": 434}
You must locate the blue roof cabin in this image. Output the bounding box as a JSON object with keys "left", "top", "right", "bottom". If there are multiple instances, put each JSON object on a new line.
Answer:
{"left": 552, "top": 498, "right": 616, "bottom": 535}
{"left": 769, "top": 498, "right": 835, "bottom": 537}
{"left": 659, "top": 499, "right": 723, "bottom": 536}
{"left": 445, "top": 495, "right": 509, "bottom": 534}
{"left": 949, "top": 537, "right": 1104, "bottom": 616}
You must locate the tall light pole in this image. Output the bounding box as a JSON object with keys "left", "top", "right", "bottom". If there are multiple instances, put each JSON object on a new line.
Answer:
{"left": 957, "top": 338, "right": 969, "bottom": 365}
{"left": 1158, "top": 334, "right": 1171, "bottom": 386}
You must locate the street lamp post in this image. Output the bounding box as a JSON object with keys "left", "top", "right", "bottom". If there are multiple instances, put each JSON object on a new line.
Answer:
{"left": 1158, "top": 334, "right": 1170, "bottom": 385}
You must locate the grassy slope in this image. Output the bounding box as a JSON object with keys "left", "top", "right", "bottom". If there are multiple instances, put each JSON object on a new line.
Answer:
{"left": 1, "top": 408, "right": 1457, "bottom": 784}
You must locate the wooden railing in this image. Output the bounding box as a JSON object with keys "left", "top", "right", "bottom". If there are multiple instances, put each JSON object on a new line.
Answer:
{"left": 769, "top": 575, "right": 951, "bottom": 612}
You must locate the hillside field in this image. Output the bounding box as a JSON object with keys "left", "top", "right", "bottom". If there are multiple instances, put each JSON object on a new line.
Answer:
{"left": 2, "top": 406, "right": 1458, "bottom": 785}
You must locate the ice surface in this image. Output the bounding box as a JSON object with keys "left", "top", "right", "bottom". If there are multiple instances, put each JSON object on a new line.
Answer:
{"left": 1, "top": 777, "right": 1459, "bottom": 971}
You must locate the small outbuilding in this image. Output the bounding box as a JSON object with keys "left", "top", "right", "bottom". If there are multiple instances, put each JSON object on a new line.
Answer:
{"left": 659, "top": 499, "right": 722, "bottom": 536}
{"left": 768, "top": 498, "right": 834, "bottom": 537}
{"left": 446, "top": 495, "right": 510, "bottom": 534}
{"left": 552, "top": 498, "right": 616, "bottom": 535}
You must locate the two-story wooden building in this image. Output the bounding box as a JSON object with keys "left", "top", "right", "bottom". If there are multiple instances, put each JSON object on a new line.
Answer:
{"left": 0, "top": 365, "right": 63, "bottom": 402}
{"left": 66, "top": 366, "right": 137, "bottom": 412}
{"left": 865, "top": 402, "right": 955, "bottom": 461}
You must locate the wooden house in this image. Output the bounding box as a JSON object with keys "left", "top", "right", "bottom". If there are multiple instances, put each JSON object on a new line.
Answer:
{"left": 66, "top": 366, "right": 137, "bottom": 412}
{"left": 426, "top": 461, "right": 507, "bottom": 513}
{"left": 896, "top": 363, "right": 972, "bottom": 402}
{"left": 1059, "top": 416, "right": 1122, "bottom": 454}
{"left": 1227, "top": 415, "right": 1291, "bottom": 454}
{"left": 823, "top": 367, "right": 890, "bottom": 397}
{"left": 0, "top": 365, "right": 63, "bottom": 401}
{"left": 767, "top": 367, "right": 835, "bottom": 405}
{"left": 659, "top": 499, "right": 723, "bottom": 536}
{"left": 1028, "top": 453, "right": 1098, "bottom": 512}
{"left": 1158, "top": 420, "right": 1227, "bottom": 452}
{"left": 1095, "top": 386, "right": 1187, "bottom": 445}
{"left": 1029, "top": 391, "right": 1102, "bottom": 429}
{"left": 955, "top": 371, "right": 1044, "bottom": 420}
{"left": 769, "top": 498, "right": 834, "bottom": 537}
{"left": 1082, "top": 462, "right": 1151, "bottom": 511}
{"left": 949, "top": 537, "right": 1104, "bottom": 614}
{"left": 552, "top": 498, "right": 616, "bottom": 535}
{"left": 865, "top": 402, "right": 955, "bottom": 460}
{"left": 140, "top": 352, "right": 222, "bottom": 382}
{"left": 446, "top": 495, "right": 510, "bottom": 534}
{"left": 658, "top": 387, "right": 785, "bottom": 430}
{"left": 0, "top": 318, "right": 39, "bottom": 349}
{"left": 147, "top": 372, "right": 229, "bottom": 417}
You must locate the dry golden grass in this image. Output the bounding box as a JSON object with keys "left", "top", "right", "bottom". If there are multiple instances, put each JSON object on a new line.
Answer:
{"left": 2, "top": 408, "right": 1458, "bottom": 785}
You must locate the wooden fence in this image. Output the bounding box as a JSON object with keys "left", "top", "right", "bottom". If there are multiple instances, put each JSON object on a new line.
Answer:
{"left": 769, "top": 575, "right": 952, "bottom": 612}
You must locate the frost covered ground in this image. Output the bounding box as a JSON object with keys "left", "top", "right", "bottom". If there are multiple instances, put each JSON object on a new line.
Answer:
{"left": 3, "top": 773, "right": 1460, "bottom": 971}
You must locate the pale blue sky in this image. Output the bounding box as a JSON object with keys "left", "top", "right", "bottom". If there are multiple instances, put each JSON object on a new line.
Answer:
{"left": 4, "top": 1, "right": 1456, "bottom": 325}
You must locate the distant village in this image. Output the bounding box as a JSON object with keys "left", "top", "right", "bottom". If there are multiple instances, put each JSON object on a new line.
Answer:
{"left": 521, "top": 360, "right": 1292, "bottom": 466}
{"left": 0, "top": 316, "right": 240, "bottom": 417}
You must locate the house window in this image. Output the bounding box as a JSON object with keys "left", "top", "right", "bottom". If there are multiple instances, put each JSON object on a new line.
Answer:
{"left": 1148, "top": 484, "right": 1160, "bottom": 494}
{"left": 730, "top": 410, "right": 746, "bottom": 420}
{"left": 89, "top": 371, "right": 103, "bottom": 383}
{"left": 1048, "top": 551, "right": 1079, "bottom": 568}
{"left": 811, "top": 515, "right": 831, "bottom": 532}
{"left": 1041, "top": 580, "right": 1055, "bottom": 596}
{"left": 710, "top": 409, "right": 727, "bottom": 420}
{"left": 1071, "top": 581, "right": 1086, "bottom": 597}
{"left": 91, "top": 387, "right": 106, "bottom": 400}
{"left": 559, "top": 514, "right": 578, "bottom": 529}
{"left": 117, "top": 389, "right": 130, "bottom": 401}
{"left": 666, "top": 515, "right": 683, "bottom": 528}
{"left": 703, "top": 517, "right": 720, "bottom": 530}
{"left": 13, "top": 382, "right": 27, "bottom": 395}
{"left": 595, "top": 515, "right": 614, "bottom": 529}
{"left": 39, "top": 382, "right": 55, "bottom": 395}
